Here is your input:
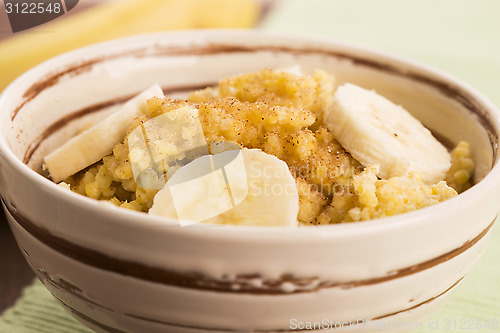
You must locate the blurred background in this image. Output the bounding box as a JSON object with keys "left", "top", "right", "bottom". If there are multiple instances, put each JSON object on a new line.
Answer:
{"left": 1, "top": 0, "right": 499, "bottom": 331}
{"left": 1, "top": 0, "right": 500, "bottom": 102}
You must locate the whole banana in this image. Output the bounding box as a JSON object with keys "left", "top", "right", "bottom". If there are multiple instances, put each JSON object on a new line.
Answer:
{"left": 0, "top": 0, "right": 259, "bottom": 91}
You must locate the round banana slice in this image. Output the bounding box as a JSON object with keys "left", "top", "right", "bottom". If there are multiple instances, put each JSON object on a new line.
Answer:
{"left": 324, "top": 83, "right": 450, "bottom": 184}
{"left": 44, "top": 85, "right": 164, "bottom": 183}
{"left": 149, "top": 148, "right": 299, "bottom": 227}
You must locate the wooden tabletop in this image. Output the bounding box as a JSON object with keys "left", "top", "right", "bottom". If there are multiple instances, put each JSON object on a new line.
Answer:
{"left": 0, "top": 211, "right": 35, "bottom": 315}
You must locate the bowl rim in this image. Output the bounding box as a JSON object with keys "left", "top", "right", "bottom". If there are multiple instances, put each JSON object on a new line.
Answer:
{"left": 1, "top": 29, "right": 500, "bottom": 238}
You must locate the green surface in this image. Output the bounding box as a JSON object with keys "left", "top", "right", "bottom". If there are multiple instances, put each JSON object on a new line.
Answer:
{"left": 0, "top": 280, "right": 92, "bottom": 333}
{"left": 261, "top": 0, "right": 500, "bottom": 107}
{"left": 1, "top": 1, "right": 499, "bottom": 332}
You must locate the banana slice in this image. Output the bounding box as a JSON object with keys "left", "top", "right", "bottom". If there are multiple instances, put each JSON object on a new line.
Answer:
{"left": 324, "top": 83, "right": 450, "bottom": 184}
{"left": 149, "top": 148, "right": 299, "bottom": 227}
{"left": 44, "top": 85, "right": 164, "bottom": 182}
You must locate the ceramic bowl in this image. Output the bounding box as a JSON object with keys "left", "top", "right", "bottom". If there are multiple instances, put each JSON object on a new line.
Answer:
{"left": 1, "top": 30, "right": 499, "bottom": 333}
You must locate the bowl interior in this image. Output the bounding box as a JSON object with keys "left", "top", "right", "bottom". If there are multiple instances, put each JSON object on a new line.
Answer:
{"left": 1, "top": 31, "right": 497, "bottom": 188}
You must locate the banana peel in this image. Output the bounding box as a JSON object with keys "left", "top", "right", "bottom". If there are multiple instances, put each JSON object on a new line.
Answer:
{"left": 0, "top": 0, "right": 259, "bottom": 91}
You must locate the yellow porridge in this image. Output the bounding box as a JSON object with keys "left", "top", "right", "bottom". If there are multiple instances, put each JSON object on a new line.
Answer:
{"left": 48, "top": 69, "right": 475, "bottom": 225}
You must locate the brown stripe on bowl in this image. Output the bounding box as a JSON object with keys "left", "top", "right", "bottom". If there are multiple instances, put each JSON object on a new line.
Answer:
{"left": 4, "top": 198, "right": 494, "bottom": 295}
{"left": 50, "top": 275, "right": 464, "bottom": 332}
{"left": 12, "top": 43, "right": 498, "bottom": 163}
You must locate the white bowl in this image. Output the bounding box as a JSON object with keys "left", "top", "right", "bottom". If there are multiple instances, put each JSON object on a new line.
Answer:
{"left": 1, "top": 30, "right": 499, "bottom": 333}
